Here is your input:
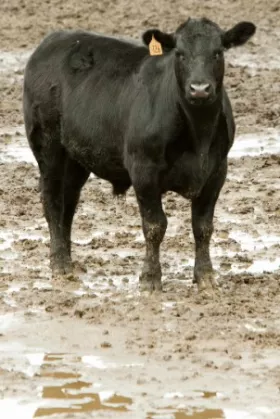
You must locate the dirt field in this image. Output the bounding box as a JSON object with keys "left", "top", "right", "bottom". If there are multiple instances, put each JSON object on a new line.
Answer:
{"left": 0, "top": 0, "right": 280, "bottom": 418}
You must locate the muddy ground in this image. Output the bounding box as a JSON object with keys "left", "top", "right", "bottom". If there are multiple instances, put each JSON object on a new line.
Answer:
{"left": 0, "top": 0, "right": 280, "bottom": 418}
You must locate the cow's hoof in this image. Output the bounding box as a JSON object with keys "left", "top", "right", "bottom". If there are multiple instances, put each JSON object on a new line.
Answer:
{"left": 73, "top": 260, "right": 87, "bottom": 274}
{"left": 139, "top": 274, "right": 162, "bottom": 293}
{"left": 51, "top": 260, "right": 74, "bottom": 277}
{"left": 196, "top": 273, "right": 220, "bottom": 294}
{"left": 139, "top": 281, "right": 154, "bottom": 293}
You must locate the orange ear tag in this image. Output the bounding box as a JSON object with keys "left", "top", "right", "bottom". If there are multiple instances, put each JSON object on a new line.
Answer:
{"left": 149, "top": 35, "right": 163, "bottom": 56}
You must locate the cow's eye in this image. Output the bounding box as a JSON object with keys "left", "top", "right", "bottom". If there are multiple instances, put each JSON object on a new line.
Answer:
{"left": 214, "top": 50, "right": 223, "bottom": 60}
{"left": 175, "top": 50, "right": 185, "bottom": 61}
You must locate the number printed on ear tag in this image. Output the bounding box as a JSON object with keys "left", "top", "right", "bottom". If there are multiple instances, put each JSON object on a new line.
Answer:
{"left": 149, "top": 35, "right": 163, "bottom": 56}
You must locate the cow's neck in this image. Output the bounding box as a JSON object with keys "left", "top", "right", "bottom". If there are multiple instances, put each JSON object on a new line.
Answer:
{"left": 182, "top": 99, "right": 222, "bottom": 156}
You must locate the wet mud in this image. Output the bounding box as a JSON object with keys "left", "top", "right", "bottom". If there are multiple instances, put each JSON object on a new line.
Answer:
{"left": 1, "top": 0, "right": 280, "bottom": 418}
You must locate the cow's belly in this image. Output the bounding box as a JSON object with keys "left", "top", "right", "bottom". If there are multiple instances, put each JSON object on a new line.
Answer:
{"left": 62, "top": 125, "right": 130, "bottom": 188}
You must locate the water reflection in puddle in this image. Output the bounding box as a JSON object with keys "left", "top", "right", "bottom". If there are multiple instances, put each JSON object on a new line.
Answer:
{"left": 0, "top": 312, "right": 24, "bottom": 333}
{"left": 1, "top": 144, "right": 37, "bottom": 165}
{"left": 0, "top": 126, "right": 37, "bottom": 165}
{"left": 0, "top": 352, "right": 135, "bottom": 418}
{"left": 243, "top": 258, "right": 280, "bottom": 274}
{"left": 33, "top": 281, "right": 53, "bottom": 291}
{"left": 217, "top": 256, "right": 280, "bottom": 275}
{"left": 147, "top": 409, "right": 225, "bottom": 418}
{"left": 83, "top": 354, "right": 143, "bottom": 369}
{"left": 213, "top": 230, "right": 280, "bottom": 275}
{"left": 0, "top": 50, "right": 31, "bottom": 74}
{"left": 0, "top": 350, "right": 276, "bottom": 419}
{"left": 228, "top": 232, "right": 280, "bottom": 252}
{"left": 228, "top": 50, "right": 280, "bottom": 71}
{"left": 229, "top": 130, "right": 280, "bottom": 158}
{"left": 147, "top": 407, "right": 261, "bottom": 418}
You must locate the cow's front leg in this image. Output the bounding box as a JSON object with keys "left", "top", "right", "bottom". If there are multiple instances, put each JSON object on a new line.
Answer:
{"left": 131, "top": 163, "right": 167, "bottom": 292}
{"left": 192, "top": 200, "right": 217, "bottom": 292}
{"left": 191, "top": 161, "right": 227, "bottom": 292}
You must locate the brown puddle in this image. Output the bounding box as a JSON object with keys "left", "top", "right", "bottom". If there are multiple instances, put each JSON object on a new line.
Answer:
{"left": 32, "top": 353, "right": 133, "bottom": 417}
{"left": 201, "top": 392, "right": 217, "bottom": 399}
{"left": 2, "top": 347, "right": 272, "bottom": 419}
{"left": 183, "top": 391, "right": 218, "bottom": 401}
{"left": 147, "top": 409, "right": 224, "bottom": 418}
{"left": 39, "top": 371, "right": 80, "bottom": 380}
{"left": 43, "top": 353, "right": 68, "bottom": 362}
{"left": 34, "top": 391, "right": 132, "bottom": 417}
{"left": 31, "top": 355, "right": 223, "bottom": 418}
{"left": 147, "top": 393, "right": 224, "bottom": 418}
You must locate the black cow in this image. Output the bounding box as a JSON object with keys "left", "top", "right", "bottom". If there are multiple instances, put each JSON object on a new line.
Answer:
{"left": 23, "top": 18, "right": 256, "bottom": 292}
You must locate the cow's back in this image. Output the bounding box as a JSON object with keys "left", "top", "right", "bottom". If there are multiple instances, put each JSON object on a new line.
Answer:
{"left": 23, "top": 30, "right": 150, "bottom": 181}
{"left": 24, "top": 30, "right": 147, "bottom": 103}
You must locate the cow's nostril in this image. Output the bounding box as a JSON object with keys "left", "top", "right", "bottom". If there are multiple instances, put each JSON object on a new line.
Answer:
{"left": 190, "top": 83, "right": 211, "bottom": 98}
{"left": 204, "top": 84, "right": 210, "bottom": 93}
{"left": 190, "top": 83, "right": 210, "bottom": 93}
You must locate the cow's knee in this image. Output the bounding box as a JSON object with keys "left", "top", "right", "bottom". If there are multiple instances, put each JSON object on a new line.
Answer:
{"left": 143, "top": 216, "right": 167, "bottom": 245}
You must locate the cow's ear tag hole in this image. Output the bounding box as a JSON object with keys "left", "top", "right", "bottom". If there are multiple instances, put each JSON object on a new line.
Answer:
{"left": 149, "top": 35, "right": 163, "bottom": 56}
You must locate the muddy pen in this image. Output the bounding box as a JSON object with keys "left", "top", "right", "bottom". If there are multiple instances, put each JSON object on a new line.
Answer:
{"left": 0, "top": 0, "right": 280, "bottom": 418}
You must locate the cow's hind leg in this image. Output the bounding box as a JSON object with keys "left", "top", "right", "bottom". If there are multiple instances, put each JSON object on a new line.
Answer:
{"left": 38, "top": 152, "right": 89, "bottom": 275}
{"left": 40, "top": 147, "right": 72, "bottom": 275}
{"left": 130, "top": 161, "right": 167, "bottom": 292}
{"left": 26, "top": 112, "right": 72, "bottom": 275}
{"left": 62, "top": 158, "right": 90, "bottom": 258}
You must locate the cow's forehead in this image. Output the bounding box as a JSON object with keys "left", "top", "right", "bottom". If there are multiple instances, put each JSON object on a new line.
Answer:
{"left": 176, "top": 18, "right": 222, "bottom": 39}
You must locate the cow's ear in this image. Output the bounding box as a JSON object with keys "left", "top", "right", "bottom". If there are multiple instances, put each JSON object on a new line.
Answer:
{"left": 222, "top": 22, "right": 256, "bottom": 49}
{"left": 142, "top": 29, "right": 176, "bottom": 51}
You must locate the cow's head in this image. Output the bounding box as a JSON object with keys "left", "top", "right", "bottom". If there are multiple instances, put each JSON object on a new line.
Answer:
{"left": 143, "top": 18, "right": 256, "bottom": 106}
